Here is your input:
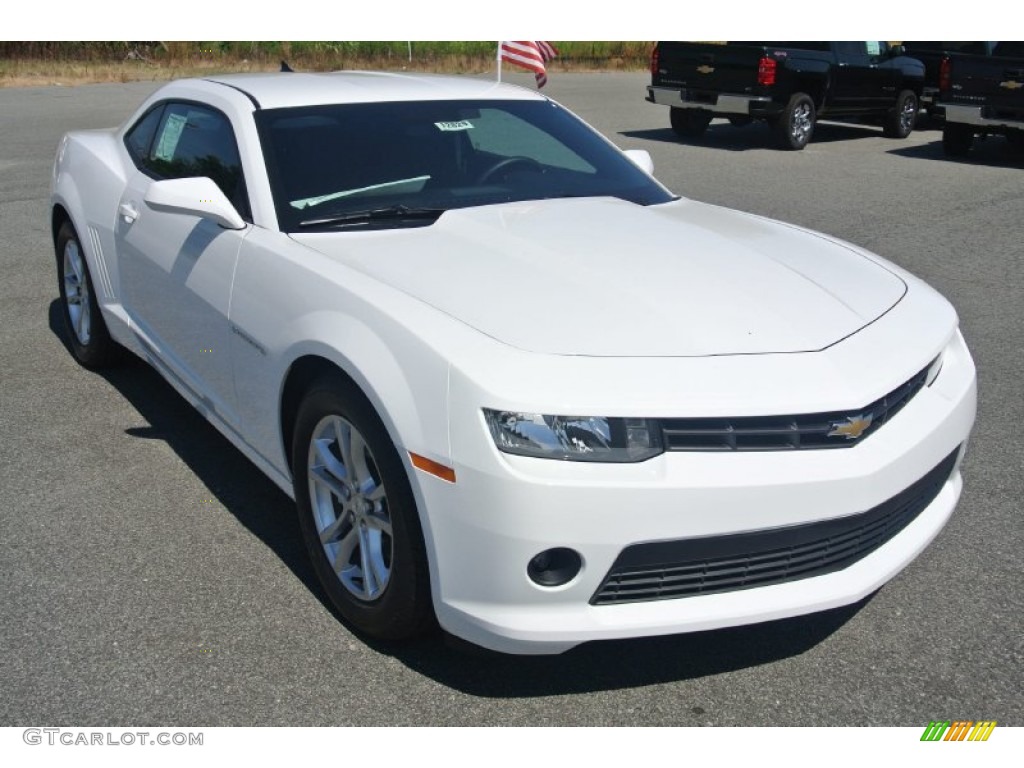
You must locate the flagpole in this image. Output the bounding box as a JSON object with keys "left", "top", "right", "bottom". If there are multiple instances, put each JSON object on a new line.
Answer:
{"left": 496, "top": 42, "right": 502, "bottom": 83}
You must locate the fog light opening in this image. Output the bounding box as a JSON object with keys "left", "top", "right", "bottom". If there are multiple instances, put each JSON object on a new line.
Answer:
{"left": 528, "top": 548, "right": 582, "bottom": 587}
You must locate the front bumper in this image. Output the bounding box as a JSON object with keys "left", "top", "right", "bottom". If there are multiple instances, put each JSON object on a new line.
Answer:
{"left": 647, "top": 85, "right": 773, "bottom": 116}
{"left": 417, "top": 329, "right": 977, "bottom": 654}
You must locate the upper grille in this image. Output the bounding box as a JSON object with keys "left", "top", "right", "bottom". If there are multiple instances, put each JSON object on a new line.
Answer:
{"left": 660, "top": 363, "right": 931, "bottom": 452}
{"left": 591, "top": 447, "right": 959, "bottom": 606}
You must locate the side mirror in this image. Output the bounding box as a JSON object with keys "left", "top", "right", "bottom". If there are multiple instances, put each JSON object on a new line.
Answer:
{"left": 144, "top": 177, "right": 246, "bottom": 230}
{"left": 624, "top": 149, "right": 654, "bottom": 175}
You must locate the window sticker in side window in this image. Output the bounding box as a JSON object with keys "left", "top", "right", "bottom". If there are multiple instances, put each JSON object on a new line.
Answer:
{"left": 434, "top": 120, "right": 474, "bottom": 132}
{"left": 153, "top": 112, "right": 187, "bottom": 162}
{"left": 866, "top": 41, "right": 882, "bottom": 56}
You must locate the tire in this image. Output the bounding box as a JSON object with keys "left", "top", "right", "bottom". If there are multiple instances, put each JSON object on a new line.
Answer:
{"left": 55, "top": 220, "right": 121, "bottom": 369}
{"left": 942, "top": 123, "right": 974, "bottom": 157}
{"left": 774, "top": 92, "right": 816, "bottom": 150}
{"left": 883, "top": 89, "right": 918, "bottom": 138}
{"left": 292, "top": 374, "right": 433, "bottom": 641}
{"left": 670, "top": 107, "right": 712, "bottom": 138}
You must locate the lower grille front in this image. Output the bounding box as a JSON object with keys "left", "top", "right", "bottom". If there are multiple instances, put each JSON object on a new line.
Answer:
{"left": 591, "top": 447, "right": 960, "bottom": 606}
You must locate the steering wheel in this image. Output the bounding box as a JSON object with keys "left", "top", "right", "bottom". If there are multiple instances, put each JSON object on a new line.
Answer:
{"left": 476, "top": 156, "right": 544, "bottom": 184}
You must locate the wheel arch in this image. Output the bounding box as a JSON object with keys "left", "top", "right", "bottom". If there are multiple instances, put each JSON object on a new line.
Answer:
{"left": 51, "top": 203, "right": 73, "bottom": 248}
{"left": 277, "top": 349, "right": 447, "bottom": 611}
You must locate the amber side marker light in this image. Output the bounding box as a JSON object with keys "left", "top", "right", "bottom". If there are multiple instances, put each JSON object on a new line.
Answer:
{"left": 409, "top": 452, "right": 457, "bottom": 483}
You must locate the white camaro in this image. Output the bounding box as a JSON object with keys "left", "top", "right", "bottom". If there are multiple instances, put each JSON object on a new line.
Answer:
{"left": 51, "top": 72, "right": 977, "bottom": 654}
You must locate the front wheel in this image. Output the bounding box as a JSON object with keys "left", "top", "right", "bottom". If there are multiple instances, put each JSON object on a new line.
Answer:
{"left": 670, "top": 107, "right": 712, "bottom": 138}
{"left": 55, "top": 221, "right": 121, "bottom": 368}
{"left": 883, "top": 89, "right": 918, "bottom": 138}
{"left": 774, "top": 92, "right": 816, "bottom": 150}
{"left": 942, "top": 123, "right": 974, "bottom": 157}
{"left": 292, "top": 375, "right": 433, "bottom": 640}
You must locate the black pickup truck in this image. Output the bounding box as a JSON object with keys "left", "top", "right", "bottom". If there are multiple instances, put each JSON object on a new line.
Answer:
{"left": 647, "top": 42, "right": 925, "bottom": 150}
{"left": 937, "top": 42, "right": 1024, "bottom": 156}
{"left": 901, "top": 42, "right": 996, "bottom": 117}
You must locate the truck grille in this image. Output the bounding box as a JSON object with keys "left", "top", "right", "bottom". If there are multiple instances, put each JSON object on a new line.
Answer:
{"left": 660, "top": 363, "right": 931, "bottom": 452}
{"left": 591, "top": 447, "right": 959, "bottom": 606}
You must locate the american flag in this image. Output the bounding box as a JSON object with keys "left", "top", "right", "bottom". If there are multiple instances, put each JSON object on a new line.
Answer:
{"left": 499, "top": 41, "right": 559, "bottom": 88}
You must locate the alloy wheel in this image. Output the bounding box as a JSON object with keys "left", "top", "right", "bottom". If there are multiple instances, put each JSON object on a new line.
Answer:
{"left": 63, "top": 239, "right": 91, "bottom": 345}
{"left": 307, "top": 415, "right": 393, "bottom": 601}
{"left": 791, "top": 103, "right": 813, "bottom": 144}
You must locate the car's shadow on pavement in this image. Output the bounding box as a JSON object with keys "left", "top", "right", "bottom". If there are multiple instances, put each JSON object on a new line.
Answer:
{"left": 887, "top": 136, "right": 1024, "bottom": 168}
{"left": 621, "top": 120, "right": 884, "bottom": 151}
{"left": 48, "top": 299, "right": 323, "bottom": 604}
{"left": 49, "top": 299, "right": 872, "bottom": 697}
{"left": 375, "top": 598, "right": 869, "bottom": 698}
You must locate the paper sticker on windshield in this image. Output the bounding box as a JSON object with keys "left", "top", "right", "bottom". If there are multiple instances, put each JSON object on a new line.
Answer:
{"left": 154, "top": 113, "right": 187, "bottom": 161}
{"left": 434, "top": 120, "right": 474, "bottom": 132}
{"left": 866, "top": 41, "right": 882, "bottom": 56}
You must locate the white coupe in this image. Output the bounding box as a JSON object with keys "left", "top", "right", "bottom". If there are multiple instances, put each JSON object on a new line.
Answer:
{"left": 51, "top": 72, "right": 977, "bottom": 654}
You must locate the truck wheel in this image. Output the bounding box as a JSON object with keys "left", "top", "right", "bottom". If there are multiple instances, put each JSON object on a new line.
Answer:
{"left": 774, "top": 93, "right": 815, "bottom": 150}
{"left": 883, "top": 90, "right": 918, "bottom": 138}
{"left": 670, "top": 108, "right": 712, "bottom": 139}
{"left": 942, "top": 123, "right": 973, "bottom": 157}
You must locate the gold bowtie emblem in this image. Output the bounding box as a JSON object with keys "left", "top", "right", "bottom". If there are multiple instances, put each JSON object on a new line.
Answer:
{"left": 828, "top": 415, "right": 874, "bottom": 440}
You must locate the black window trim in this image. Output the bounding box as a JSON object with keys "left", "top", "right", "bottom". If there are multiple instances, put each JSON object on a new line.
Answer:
{"left": 121, "top": 98, "right": 253, "bottom": 223}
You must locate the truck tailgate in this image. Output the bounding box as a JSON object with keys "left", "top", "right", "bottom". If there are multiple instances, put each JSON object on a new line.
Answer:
{"left": 950, "top": 43, "right": 1024, "bottom": 114}
{"left": 654, "top": 42, "right": 766, "bottom": 94}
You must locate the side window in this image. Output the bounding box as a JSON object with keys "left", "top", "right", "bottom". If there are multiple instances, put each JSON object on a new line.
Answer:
{"left": 124, "top": 105, "right": 165, "bottom": 164}
{"left": 468, "top": 108, "right": 595, "bottom": 174}
{"left": 144, "top": 102, "right": 249, "bottom": 217}
{"left": 835, "top": 42, "right": 868, "bottom": 58}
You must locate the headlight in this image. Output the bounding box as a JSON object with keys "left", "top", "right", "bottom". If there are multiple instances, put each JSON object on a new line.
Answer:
{"left": 483, "top": 410, "right": 663, "bottom": 462}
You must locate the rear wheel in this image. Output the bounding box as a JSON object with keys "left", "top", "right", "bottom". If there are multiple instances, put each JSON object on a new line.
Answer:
{"left": 55, "top": 221, "right": 121, "bottom": 368}
{"left": 883, "top": 89, "right": 918, "bottom": 138}
{"left": 774, "top": 92, "right": 816, "bottom": 150}
{"left": 670, "top": 107, "right": 712, "bottom": 138}
{"left": 292, "top": 374, "right": 433, "bottom": 640}
{"left": 942, "top": 123, "right": 974, "bottom": 157}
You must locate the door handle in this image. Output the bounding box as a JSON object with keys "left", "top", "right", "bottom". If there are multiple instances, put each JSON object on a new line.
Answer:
{"left": 119, "top": 202, "right": 139, "bottom": 223}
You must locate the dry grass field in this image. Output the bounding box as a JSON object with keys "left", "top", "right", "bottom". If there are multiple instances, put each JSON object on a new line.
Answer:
{"left": 0, "top": 41, "right": 652, "bottom": 87}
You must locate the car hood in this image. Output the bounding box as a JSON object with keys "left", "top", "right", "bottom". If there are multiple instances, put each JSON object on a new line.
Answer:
{"left": 292, "top": 197, "right": 907, "bottom": 357}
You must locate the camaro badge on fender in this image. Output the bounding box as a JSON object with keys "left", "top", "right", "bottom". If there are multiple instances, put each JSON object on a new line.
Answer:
{"left": 829, "top": 414, "right": 874, "bottom": 440}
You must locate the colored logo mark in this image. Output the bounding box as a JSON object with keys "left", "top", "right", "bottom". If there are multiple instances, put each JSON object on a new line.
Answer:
{"left": 920, "top": 720, "right": 996, "bottom": 742}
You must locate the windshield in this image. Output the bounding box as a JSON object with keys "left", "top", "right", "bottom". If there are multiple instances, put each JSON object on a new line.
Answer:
{"left": 256, "top": 99, "right": 674, "bottom": 232}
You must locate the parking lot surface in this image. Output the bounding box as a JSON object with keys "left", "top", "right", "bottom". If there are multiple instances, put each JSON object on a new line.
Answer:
{"left": 1, "top": 72, "right": 1021, "bottom": 725}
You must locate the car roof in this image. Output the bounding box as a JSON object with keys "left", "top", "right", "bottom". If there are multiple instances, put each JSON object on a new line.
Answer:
{"left": 202, "top": 71, "right": 547, "bottom": 110}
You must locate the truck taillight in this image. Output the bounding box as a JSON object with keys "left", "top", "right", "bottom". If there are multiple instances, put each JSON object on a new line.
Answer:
{"left": 939, "top": 56, "right": 951, "bottom": 92}
{"left": 758, "top": 56, "right": 777, "bottom": 86}
{"left": 650, "top": 46, "right": 660, "bottom": 78}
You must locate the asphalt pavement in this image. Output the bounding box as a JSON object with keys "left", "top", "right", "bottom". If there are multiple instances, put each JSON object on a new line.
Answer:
{"left": 1, "top": 72, "right": 1021, "bottom": 726}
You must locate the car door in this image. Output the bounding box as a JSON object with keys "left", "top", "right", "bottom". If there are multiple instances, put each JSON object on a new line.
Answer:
{"left": 831, "top": 41, "right": 875, "bottom": 111}
{"left": 864, "top": 41, "right": 902, "bottom": 108}
{"left": 115, "top": 101, "right": 250, "bottom": 427}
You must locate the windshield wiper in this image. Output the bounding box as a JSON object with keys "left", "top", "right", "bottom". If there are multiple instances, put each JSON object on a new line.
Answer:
{"left": 298, "top": 205, "right": 446, "bottom": 228}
